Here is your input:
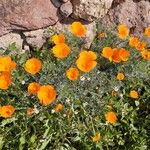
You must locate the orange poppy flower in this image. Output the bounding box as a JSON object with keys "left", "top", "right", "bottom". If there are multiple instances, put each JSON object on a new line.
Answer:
{"left": 130, "top": 90, "right": 139, "bottom": 99}
{"left": 52, "top": 43, "right": 70, "bottom": 59}
{"left": 76, "top": 51, "right": 97, "bottom": 72}
{"left": 66, "top": 67, "right": 79, "bottom": 81}
{"left": 0, "top": 56, "right": 16, "bottom": 72}
{"left": 118, "top": 24, "right": 129, "bottom": 39}
{"left": 102, "top": 47, "right": 114, "bottom": 61}
{"left": 129, "top": 37, "right": 139, "bottom": 47}
{"left": 105, "top": 111, "right": 117, "bottom": 124}
{"left": 27, "top": 108, "right": 34, "bottom": 115}
{"left": 119, "top": 48, "right": 130, "bottom": 61}
{"left": 28, "top": 82, "right": 41, "bottom": 95}
{"left": 135, "top": 41, "right": 147, "bottom": 51}
{"left": 54, "top": 103, "right": 63, "bottom": 112}
{"left": 144, "top": 27, "right": 150, "bottom": 36}
{"left": 91, "top": 132, "right": 101, "bottom": 142}
{"left": 70, "top": 22, "right": 87, "bottom": 37}
{"left": 25, "top": 58, "right": 42, "bottom": 75}
{"left": 37, "top": 85, "right": 57, "bottom": 106}
{"left": 79, "top": 51, "right": 97, "bottom": 60}
{"left": 0, "top": 105, "right": 15, "bottom": 118}
{"left": 141, "top": 50, "right": 150, "bottom": 60}
{"left": 51, "top": 34, "right": 65, "bottom": 44}
{"left": 111, "top": 48, "right": 122, "bottom": 63}
{"left": 0, "top": 72, "right": 12, "bottom": 90}
{"left": 116, "top": 73, "right": 125, "bottom": 81}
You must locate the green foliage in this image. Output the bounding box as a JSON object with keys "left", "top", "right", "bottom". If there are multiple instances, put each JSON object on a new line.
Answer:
{"left": 0, "top": 26, "right": 150, "bottom": 150}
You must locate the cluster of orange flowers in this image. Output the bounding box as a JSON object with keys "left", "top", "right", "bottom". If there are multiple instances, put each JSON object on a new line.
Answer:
{"left": 117, "top": 24, "right": 150, "bottom": 60}
{"left": 0, "top": 22, "right": 148, "bottom": 122}
{"left": 101, "top": 25, "right": 150, "bottom": 62}
{"left": 118, "top": 24, "right": 150, "bottom": 60}
{"left": 0, "top": 56, "right": 16, "bottom": 118}
{"left": 129, "top": 36, "right": 150, "bottom": 60}
{"left": 51, "top": 34, "right": 70, "bottom": 59}
{"left": 102, "top": 47, "right": 130, "bottom": 63}
{"left": 0, "top": 56, "right": 16, "bottom": 90}
{"left": 51, "top": 22, "right": 97, "bottom": 80}
{"left": 51, "top": 22, "right": 87, "bottom": 59}
{"left": 24, "top": 58, "right": 57, "bottom": 106}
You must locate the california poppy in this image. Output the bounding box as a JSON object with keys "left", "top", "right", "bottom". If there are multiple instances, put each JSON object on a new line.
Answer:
{"left": 66, "top": 67, "right": 79, "bottom": 81}
{"left": 25, "top": 58, "right": 42, "bottom": 75}
{"left": 70, "top": 22, "right": 87, "bottom": 37}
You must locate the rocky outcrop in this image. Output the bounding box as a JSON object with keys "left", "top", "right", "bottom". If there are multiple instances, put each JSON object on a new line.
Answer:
{"left": 102, "top": 0, "right": 150, "bottom": 36}
{"left": 0, "top": 0, "right": 150, "bottom": 50}
{"left": 71, "top": 0, "right": 114, "bottom": 22}
{"left": 0, "top": 0, "right": 58, "bottom": 36}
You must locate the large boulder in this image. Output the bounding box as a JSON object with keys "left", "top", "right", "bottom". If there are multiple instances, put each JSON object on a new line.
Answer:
{"left": 71, "top": 0, "right": 114, "bottom": 22}
{"left": 0, "top": 0, "right": 58, "bottom": 36}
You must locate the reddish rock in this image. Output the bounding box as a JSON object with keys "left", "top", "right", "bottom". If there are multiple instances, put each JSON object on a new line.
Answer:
{"left": 0, "top": 0, "right": 59, "bottom": 36}
{"left": 102, "top": 0, "right": 150, "bottom": 36}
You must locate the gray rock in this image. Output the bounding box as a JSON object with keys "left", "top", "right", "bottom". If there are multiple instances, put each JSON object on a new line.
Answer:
{"left": 71, "top": 0, "right": 113, "bottom": 22}
{"left": 83, "top": 22, "right": 97, "bottom": 49}
{"left": 60, "top": 1, "right": 73, "bottom": 17}
{"left": 0, "top": 33, "right": 23, "bottom": 50}
{"left": 23, "top": 29, "right": 47, "bottom": 48}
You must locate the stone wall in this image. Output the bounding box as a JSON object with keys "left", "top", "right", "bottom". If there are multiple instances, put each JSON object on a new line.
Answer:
{"left": 0, "top": 0, "right": 150, "bottom": 50}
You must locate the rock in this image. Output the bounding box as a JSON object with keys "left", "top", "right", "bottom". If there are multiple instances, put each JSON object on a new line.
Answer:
{"left": 83, "top": 22, "right": 97, "bottom": 49}
{"left": 51, "top": 0, "right": 62, "bottom": 8}
{"left": 0, "top": 33, "right": 23, "bottom": 50}
{"left": 0, "top": 0, "right": 59, "bottom": 36}
{"left": 60, "top": 1, "right": 73, "bottom": 17}
{"left": 23, "top": 45, "right": 30, "bottom": 51}
{"left": 23, "top": 29, "right": 50, "bottom": 48}
{"left": 101, "top": 0, "right": 150, "bottom": 36}
{"left": 49, "top": 18, "right": 74, "bottom": 33}
{"left": 71, "top": 0, "right": 113, "bottom": 22}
